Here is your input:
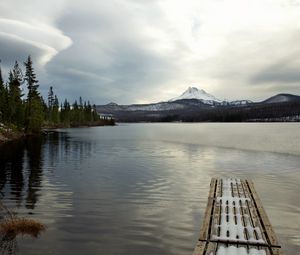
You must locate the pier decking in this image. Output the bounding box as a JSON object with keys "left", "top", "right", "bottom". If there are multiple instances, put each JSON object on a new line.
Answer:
{"left": 193, "top": 178, "right": 283, "bottom": 255}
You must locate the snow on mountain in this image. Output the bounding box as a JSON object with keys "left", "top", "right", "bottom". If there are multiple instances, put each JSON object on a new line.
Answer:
{"left": 228, "top": 100, "right": 253, "bottom": 106}
{"left": 126, "top": 102, "right": 186, "bottom": 111}
{"left": 169, "top": 87, "right": 222, "bottom": 105}
{"left": 97, "top": 102, "right": 187, "bottom": 112}
{"left": 98, "top": 87, "right": 254, "bottom": 113}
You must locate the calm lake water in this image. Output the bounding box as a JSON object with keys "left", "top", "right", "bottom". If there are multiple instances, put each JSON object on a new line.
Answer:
{"left": 0, "top": 123, "right": 299, "bottom": 254}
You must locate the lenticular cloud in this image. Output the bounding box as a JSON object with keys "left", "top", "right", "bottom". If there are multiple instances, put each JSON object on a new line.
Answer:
{"left": 0, "top": 18, "right": 72, "bottom": 66}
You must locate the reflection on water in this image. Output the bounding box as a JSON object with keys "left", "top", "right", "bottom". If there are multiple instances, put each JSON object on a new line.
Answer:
{"left": 0, "top": 138, "right": 41, "bottom": 210}
{"left": 0, "top": 124, "right": 299, "bottom": 255}
{"left": 26, "top": 136, "right": 43, "bottom": 210}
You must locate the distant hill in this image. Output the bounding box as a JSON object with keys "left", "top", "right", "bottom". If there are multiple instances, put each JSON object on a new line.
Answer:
{"left": 96, "top": 87, "right": 300, "bottom": 122}
{"left": 262, "top": 93, "right": 300, "bottom": 104}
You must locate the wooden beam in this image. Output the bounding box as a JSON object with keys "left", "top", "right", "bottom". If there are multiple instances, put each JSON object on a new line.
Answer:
{"left": 246, "top": 180, "right": 281, "bottom": 248}
{"left": 198, "top": 178, "right": 217, "bottom": 241}
{"left": 192, "top": 240, "right": 207, "bottom": 255}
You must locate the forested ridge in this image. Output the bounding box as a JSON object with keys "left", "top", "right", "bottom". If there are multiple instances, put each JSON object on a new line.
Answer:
{"left": 102, "top": 99, "right": 300, "bottom": 122}
{"left": 0, "top": 56, "right": 114, "bottom": 135}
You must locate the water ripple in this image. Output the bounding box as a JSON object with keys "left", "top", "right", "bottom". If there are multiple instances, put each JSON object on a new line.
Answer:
{"left": 0, "top": 124, "right": 299, "bottom": 254}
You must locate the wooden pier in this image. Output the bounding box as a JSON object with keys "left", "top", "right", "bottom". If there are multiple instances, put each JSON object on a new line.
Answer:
{"left": 193, "top": 178, "right": 283, "bottom": 255}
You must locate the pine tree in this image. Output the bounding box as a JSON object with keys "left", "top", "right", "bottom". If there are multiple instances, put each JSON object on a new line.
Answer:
{"left": 71, "top": 100, "right": 79, "bottom": 125}
{"left": 47, "top": 86, "right": 54, "bottom": 122}
{"left": 52, "top": 95, "right": 60, "bottom": 124}
{"left": 48, "top": 86, "right": 54, "bottom": 108}
{"left": 61, "top": 99, "right": 71, "bottom": 126}
{"left": 8, "top": 61, "right": 24, "bottom": 127}
{"left": 0, "top": 62, "right": 3, "bottom": 85}
{"left": 25, "top": 56, "right": 39, "bottom": 99}
{"left": 79, "top": 96, "right": 84, "bottom": 123}
{"left": 92, "top": 104, "right": 99, "bottom": 121}
{"left": 0, "top": 63, "right": 6, "bottom": 122}
{"left": 84, "top": 101, "right": 92, "bottom": 122}
{"left": 24, "top": 56, "right": 43, "bottom": 133}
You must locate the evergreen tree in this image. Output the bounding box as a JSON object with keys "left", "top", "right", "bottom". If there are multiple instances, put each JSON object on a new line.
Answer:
{"left": 71, "top": 100, "right": 79, "bottom": 125}
{"left": 79, "top": 96, "right": 84, "bottom": 123}
{"left": 48, "top": 86, "right": 54, "bottom": 108}
{"left": 0, "top": 57, "right": 111, "bottom": 129}
{"left": 40, "top": 95, "right": 48, "bottom": 121}
{"left": 0, "top": 63, "right": 6, "bottom": 122}
{"left": 61, "top": 99, "right": 71, "bottom": 126}
{"left": 47, "top": 86, "right": 54, "bottom": 122}
{"left": 25, "top": 56, "right": 39, "bottom": 99}
{"left": 52, "top": 95, "right": 60, "bottom": 124}
{"left": 24, "top": 56, "right": 43, "bottom": 133}
{"left": 0, "top": 61, "right": 3, "bottom": 85}
{"left": 85, "top": 101, "right": 92, "bottom": 122}
{"left": 8, "top": 61, "right": 24, "bottom": 127}
{"left": 92, "top": 104, "right": 99, "bottom": 121}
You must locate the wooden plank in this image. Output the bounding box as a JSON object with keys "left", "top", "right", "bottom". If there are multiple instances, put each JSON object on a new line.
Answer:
{"left": 206, "top": 241, "right": 218, "bottom": 255}
{"left": 193, "top": 178, "right": 283, "bottom": 255}
{"left": 192, "top": 240, "right": 207, "bottom": 255}
{"left": 215, "top": 178, "right": 222, "bottom": 197}
{"left": 193, "top": 241, "right": 219, "bottom": 255}
{"left": 246, "top": 180, "right": 281, "bottom": 247}
{"left": 271, "top": 247, "right": 284, "bottom": 255}
{"left": 208, "top": 178, "right": 217, "bottom": 198}
{"left": 240, "top": 181, "right": 269, "bottom": 244}
{"left": 198, "top": 178, "right": 217, "bottom": 241}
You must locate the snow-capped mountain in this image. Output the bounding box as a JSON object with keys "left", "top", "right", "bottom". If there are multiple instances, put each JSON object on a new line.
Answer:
{"left": 169, "top": 87, "right": 222, "bottom": 104}
{"left": 97, "top": 87, "right": 254, "bottom": 113}
{"left": 96, "top": 87, "right": 300, "bottom": 122}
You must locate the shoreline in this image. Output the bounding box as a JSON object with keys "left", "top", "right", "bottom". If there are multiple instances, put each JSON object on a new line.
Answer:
{"left": 0, "top": 120, "right": 115, "bottom": 145}
{"left": 0, "top": 129, "right": 25, "bottom": 144}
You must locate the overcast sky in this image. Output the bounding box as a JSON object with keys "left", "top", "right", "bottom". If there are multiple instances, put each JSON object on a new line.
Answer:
{"left": 1, "top": 0, "right": 300, "bottom": 104}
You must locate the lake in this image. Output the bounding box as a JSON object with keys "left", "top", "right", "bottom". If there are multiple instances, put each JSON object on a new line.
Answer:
{"left": 0, "top": 123, "right": 299, "bottom": 254}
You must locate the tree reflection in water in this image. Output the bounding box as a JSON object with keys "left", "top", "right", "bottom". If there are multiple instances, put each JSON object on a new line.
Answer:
{"left": 0, "top": 136, "right": 44, "bottom": 254}
{"left": 0, "top": 131, "right": 87, "bottom": 254}
{"left": 25, "top": 136, "right": 43, "bottom": 210}
{"left": 0, "top": 139, "right": 26, "bottom": 207}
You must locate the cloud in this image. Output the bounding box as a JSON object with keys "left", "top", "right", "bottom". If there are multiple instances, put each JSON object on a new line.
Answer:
{"left": 0, "top": 18, "right": 72, "bottom": 66}
{"left": 249, "top": 30, "right": 300, "bottom": 88}
{"left": 252, "top": 62, "right": 300, "bottom": 87}
{"left": 44, "top": 0, "right": 190, "bottom": 103}
{"left": 1, "top": 0, "right": 300, "bottom": 103}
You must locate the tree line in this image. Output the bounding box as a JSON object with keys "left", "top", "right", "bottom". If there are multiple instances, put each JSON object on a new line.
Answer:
{"left": 109, "top": 102, "right": 300, "bottom": 122}
{"left": 0, "top": 56, "right": 113, "bottom": 133}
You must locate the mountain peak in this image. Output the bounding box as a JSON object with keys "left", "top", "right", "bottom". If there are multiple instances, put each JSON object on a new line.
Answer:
{"left": 107, "top": 102, "right": 118, "bottom": 106}
{"left": 187, "top": 86, "right": 198, "bottom": 91}
{"left": 169, "top": 86, "right": 222, "bottom": 104}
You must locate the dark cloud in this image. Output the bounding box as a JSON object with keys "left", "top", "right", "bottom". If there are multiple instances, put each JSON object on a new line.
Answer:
{"left": 0, "top": 33, "right": 45, "bottom": 66}
{"left": 42, "top": 1, "right": 188, "bottom": 103}
{"left": 251, "top": 60, "right": 300, "bottom": 84}
{"left": 46, "top": 39, "right": 184, "bottom": 103}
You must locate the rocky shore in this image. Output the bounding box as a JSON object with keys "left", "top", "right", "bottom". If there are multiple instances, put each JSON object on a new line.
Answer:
{"left": 0, "top": 124, "right": 25, "bottom": 144}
